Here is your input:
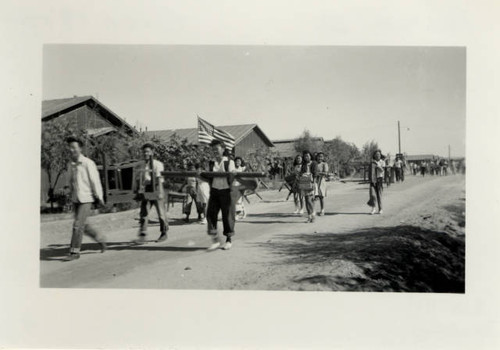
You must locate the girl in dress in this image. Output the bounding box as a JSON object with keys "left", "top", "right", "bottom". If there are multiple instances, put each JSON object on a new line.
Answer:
{"left": 367, "top": 150, "right": 385, "bottom": 215}
{"left": 299, "top": 150, "right": 318, "bottom": 223}
{"left": 195, "top": 162, "right": 210, "bottom": 224}
{"left": 233, "top": 157, "right": 247, "bottom": 220}
{"left": 292, "top": 154, "right": 304, "bottom": 214}
{"left": 315, "top": 152, "right": 329, "bottom": 216}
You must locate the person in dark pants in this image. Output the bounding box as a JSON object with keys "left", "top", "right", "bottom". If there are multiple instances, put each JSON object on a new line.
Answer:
{"left": 384, "top": 157, "right": 392, "bottom": 188}
{"left": 394, "top": 156, "right": 403, "bottom": 182}
{"left": 367, "top": 149, "right": 385, "bottom": 215}
{"left": 183, "top": 163, "right": 205, "bottom": 223}
{"left": 63, "top": 136, "right": 107, "bottom": 261}
{"left": 201, "top": 140, "right": 237, "bottom": 251}
{"left": 135, "top": 143, "right": 168, "bottom": 244}
{"left": 420, "top": 161, "right": 427, "bottom": 177}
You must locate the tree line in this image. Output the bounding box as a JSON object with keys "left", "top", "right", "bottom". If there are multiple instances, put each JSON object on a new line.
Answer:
{"left": 41, "top": 122, "right": 379, "bottom": 209}
{"left": 293, "top": 129, "right": 380, "bottom": 177}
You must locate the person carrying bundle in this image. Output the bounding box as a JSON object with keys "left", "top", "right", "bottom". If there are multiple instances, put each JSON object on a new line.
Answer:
{"left": 135, "top": 143, "right": 168, "bottom": 244}
{"left": 298, "top": 150, "right": 318, "bottom": 223}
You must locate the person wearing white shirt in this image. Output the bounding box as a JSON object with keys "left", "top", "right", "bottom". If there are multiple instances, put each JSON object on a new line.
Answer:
{"left": 63, "top": 137, "right": 107, "bottom": 261}
{"left": 200, "top": 140, "right": 237, "bottom": 251}
{"left": 135, "top": 143, "right": 168, "bottom": 243}
{"left": 233, "top": 157, "right": 247, "bottom": 220}
{"left": 394, "top": 157, "right": 404, "bottom": 182}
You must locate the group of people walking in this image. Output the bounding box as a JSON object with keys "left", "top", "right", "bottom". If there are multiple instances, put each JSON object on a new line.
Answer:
{"left": 415, "top": 158, "right": 457, "bottom": 177}
{"left": 134, "top": 139, "right": 252, "bottom": 252}
{"left": 60, "top": 133, "right": 465, "bottom": 263}
{"left": 61, "top": 135, "right": 389, "bottom": 262}
{"left": 288, "top": 151, "right": 329, "bottom": 223}
{"left": 61, "top": 137, "right": 253, "bottom": 261}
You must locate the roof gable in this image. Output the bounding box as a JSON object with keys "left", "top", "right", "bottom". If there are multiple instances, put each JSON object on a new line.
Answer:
{"left": 42, "top": 96, "right": 138, "bottom": 135}
{"left": 146, "top": 124, "right": 274, "bottom": 147}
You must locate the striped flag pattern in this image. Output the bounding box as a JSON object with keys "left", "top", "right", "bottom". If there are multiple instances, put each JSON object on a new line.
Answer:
{"left": 197, "top": 116, "right": 236, "bottom": 150}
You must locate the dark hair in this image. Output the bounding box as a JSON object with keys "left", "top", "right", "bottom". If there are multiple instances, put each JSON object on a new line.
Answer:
{"left": 210, "top": 139, "right": 224, "bottom": 148}
{"left": 141, "top": 142, "right": 155, "bottom": 150}
{"left": 234, "top": 157, "right": 245, "bottom": 166}
{"left": 293, "top": 154, "right": 303, "bottom": 166}
{"left": 302, "top": 150, "right": 312, "bottom": 159}
{"left": 316, "top": 152, "right": 325, "bottom": 161}
{"left": 223, "top": 149, "right": 232, "bottom": 158}
{"left": 372, "top": 149, "right": 383, "bottom": 159}
{"left": 66, "top": 136, "right": 83, "bottom": 147}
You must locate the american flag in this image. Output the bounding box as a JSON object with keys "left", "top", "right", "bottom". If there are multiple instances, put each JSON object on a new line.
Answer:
{"left": 197, "top": 116, "right": 235, "bottom": 150}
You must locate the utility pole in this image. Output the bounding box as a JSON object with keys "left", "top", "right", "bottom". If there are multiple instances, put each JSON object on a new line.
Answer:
{"left": 398, "top": 121, "right": 401, "bottom": 154}
{"left": 448, "top": 144, "right": 451, "bottom": 162}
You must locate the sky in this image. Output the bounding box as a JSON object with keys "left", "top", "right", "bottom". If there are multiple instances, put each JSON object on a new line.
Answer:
{"left": 43, "top": 45, "right": 465, "bottom": 157}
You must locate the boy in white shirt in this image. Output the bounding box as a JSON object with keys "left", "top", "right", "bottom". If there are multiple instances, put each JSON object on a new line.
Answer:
{"left": 200, "top": 140, "right": 237, "bottom": 251}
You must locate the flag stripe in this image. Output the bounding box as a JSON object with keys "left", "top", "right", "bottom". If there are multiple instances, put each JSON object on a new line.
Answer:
{"left": 197, "top": 116, "right": 235, "bottom": 149}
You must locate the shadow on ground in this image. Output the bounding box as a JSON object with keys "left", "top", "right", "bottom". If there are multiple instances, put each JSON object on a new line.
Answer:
{"left": 40, "top": 242, "right": 206, "bottom": 261}
{"left": 259, "top": 225, "right": 465, "bottom": 293}
{"left": 443, "top": 203, "right": 466, "bottom": 228}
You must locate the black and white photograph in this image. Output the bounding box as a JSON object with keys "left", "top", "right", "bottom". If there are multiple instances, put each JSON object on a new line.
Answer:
{"left": 2, "top": 1, "right": 500, "bottom": 349}
{"left": 40, "top": 44, "right": 466, "bottom": 292}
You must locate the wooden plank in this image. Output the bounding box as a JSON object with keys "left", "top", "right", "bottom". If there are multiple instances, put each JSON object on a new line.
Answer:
{"left": 161, "top": 171, "right": 267, "bottom": 178}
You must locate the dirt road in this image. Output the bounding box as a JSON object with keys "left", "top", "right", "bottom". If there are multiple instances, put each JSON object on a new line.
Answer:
{"left": 40, "top": 174, "right": 465, "bottom": 292}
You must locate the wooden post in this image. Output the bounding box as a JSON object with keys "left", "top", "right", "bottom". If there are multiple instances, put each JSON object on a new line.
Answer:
{"left": 398, "top": 120, "right": 401, "bottom": 154}
{"left": 102, "top": 152, "right": 108, "bottom": 203}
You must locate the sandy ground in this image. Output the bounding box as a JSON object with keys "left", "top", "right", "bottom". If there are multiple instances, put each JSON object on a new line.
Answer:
{"left": 40, "top": 174, "right": 465, "bottom": 292}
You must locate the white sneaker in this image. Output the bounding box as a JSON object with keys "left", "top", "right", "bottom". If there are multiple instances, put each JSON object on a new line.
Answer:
{"left": 370, "top": 207, "right": 376, "bottom": 215}
{"left": 299, "top": 209, "right": 304, "bottom": 215}
{"left": 293, "top": 209, "right": 299, "bottom": 214}
{"left": 199, "top": 218, "right": 207, "bottom": 225}
{"left": 207, "top": 237, "right": 221, "bottom": 251}
{"left": 378, "top": 209, "right": 384, "bottom": 215}
{"left": 222, "top": 241, "right": 232, "bottom": 250}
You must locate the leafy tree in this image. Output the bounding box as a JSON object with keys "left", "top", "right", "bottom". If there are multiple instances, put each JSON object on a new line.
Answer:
{"left": 245, "top": 146, "right": 279, "bottom": 174}
{"left": 324, "top": 136, "right": 360, "bottom": 176}
{"left": 41, "top": 121, "right": 83, "bottom": 209}
{"left": 294, "top": 129, "right": 324, "bottom": 154}
{"left": 361, "top": 140, "right": 380, "bottom": 162}
{"left": 87, "top": 132, "right": 127, "bottom": 165}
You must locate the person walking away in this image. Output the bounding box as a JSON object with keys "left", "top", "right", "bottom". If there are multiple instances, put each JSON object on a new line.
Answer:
{"left": 367, "top": 150, "right": 385, "bottom": 215}
{"left": 420, "top": 161, "right": 427, "bottom": 177}
{"left": 200, "top": 140, "right": 237, "bottom": 251}
{"left": 384, "top": 156, "right": 392, "bottom": 187}
{"left": 394, "top": 156, "right": 403, "bottom": 182}
{"left": 233, "top": 157, "right": 247, "bottom": 220}
{"left": 183, "top": 163, "right": 205, "bottom": 223}
{"left": 401, "top": 157, "right": 406, "bottom": 182}
{"left": 135, "top": 143, "right": 168, "bottom": 244}
{"left": 299, "top": 150, "right": 318, "bottom": 223}
{"left": 441, "top": 158, "right": 446, "bottom": 176}
{"left": 63, "top": 136, "right": 107, "bottom": 261}
{"left": 315, "top": 152, "right": 329, "bottom": 216}
{"left": 292, "top": 155, "right": 305, "bottom": 215}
